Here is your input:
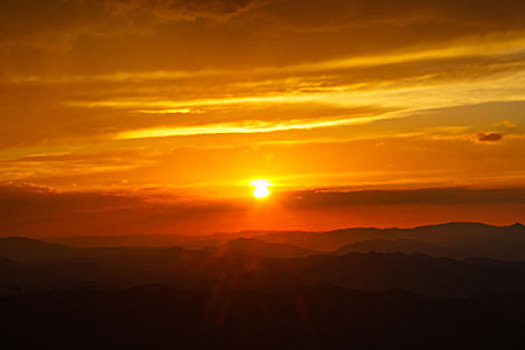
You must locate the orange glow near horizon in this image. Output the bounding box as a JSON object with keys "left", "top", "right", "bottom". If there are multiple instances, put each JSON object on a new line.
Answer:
{"left": 0, "top": 0, "right": 524, "bottom": 237}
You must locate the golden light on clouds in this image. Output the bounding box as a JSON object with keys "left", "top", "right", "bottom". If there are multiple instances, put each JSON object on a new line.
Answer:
{"left": 1, "top": 0, "right": 524, "bottom": 233}
{"left": 115, "top": 115, "right": 395, "bottom": 140}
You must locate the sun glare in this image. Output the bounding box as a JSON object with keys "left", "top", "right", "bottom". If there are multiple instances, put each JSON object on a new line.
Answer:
{"left": 251, "top": 179, "right": 271, "bottom": 198}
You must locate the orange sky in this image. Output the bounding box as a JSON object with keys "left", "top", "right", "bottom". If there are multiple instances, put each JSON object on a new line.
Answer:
{"left": 1, "top": 0, "right": 524, "bottom": 236}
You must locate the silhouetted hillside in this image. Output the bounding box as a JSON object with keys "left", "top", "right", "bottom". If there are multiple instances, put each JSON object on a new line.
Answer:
{"left": 0, "top": 237, "right": 74, "bottom": 262}
{"left": 3, "top": 225, "right": 525, "bottom": 348}
{"left": 333, "top": 239, "right": 459, "bottom": 258}
{"left": 3, "top": 236, "right": 525, "bottom": 297}
{"left": 260, "top": 222, "right": 525, "bottom": 259}
{"left": 219, "top": 237, "right": 319, "bottom": 258}
{"left": 272, "top": 252, "right": 525, "bottom": 297}
{"left": 47, "top": 234, "right": 220, "bottom": 249}
{"left": 2, "top": 284, "right": 525, "bottom": 349}
{"left": 37, "top": 222, "right": 525, "bottom": 260}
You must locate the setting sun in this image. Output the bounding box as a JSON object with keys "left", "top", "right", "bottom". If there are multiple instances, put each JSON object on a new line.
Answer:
{"left": 251, "top": 180, "right": 271, "bottom": 198}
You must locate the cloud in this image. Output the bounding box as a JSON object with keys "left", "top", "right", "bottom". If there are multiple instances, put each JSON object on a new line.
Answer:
{"left": 279, "top": 187, "right": 525, "bottom": 210}
{"left": 262, "top": 0, "right": 525, "bottom": 33}
{"left": 136, "top": 0, "right": 260, "bottom": 22}
{"left": 476, "top": 131, "right": 503, "bottom": 142}
{"left": 115, "top": 114, "right": 394, "bottom": 140}
{"left": 1, "top": 0, "right": 524, "bottom": 199}
{"left": 0, "top": 182, "right": 249, "bottom": 236}
{"left": 0, "top": 0, "right": 258, "bottom": 37}
{"left": 1, "top": 183, "right": 524, "bottom": 237}
{"left": 496, "top": 120, "right": 517, "bottom": 128}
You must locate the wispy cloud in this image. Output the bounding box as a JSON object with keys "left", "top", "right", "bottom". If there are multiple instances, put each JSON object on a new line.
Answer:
{"left": 1, "top": 0, "right": 525, "bottom": 200}
{"left": 496, "top": 119, "right": 517, "bottom": 128}
{"left": 137, "top": 108, "right": 200, "bottom": 114}
{"left": 8, "top": 31, "right": 525, "bottom": 86}
{"left": 67, "top": 69, "right": 525, "bottom": 123}
{"left": 116, "top": 115, "right": 396, "bottom": 140}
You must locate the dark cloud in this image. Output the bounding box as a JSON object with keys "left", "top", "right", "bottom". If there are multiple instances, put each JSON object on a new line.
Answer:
{"left": 1, "top": 183, "right": 524, "bottom": 237}
{"left": 261, "top": 0, "right": 525, "bottom": 31}
{"left": 2, "top": 0, "right": 525, "bottom": 49}
{"left": 0, "top": 183, "right": 248, "bottom": 236}
{"left": 0, "top": 0, "right": 259, "bottom": 38}
{"left": 0, "top": 0, "right": 99, "bottom": 33}
{"left": 2, "top": 0, "right": 525, "bottom": 78}
{"left": 279, "top": 187, "right": 525, "bottom": 210}
{"left": 133, "top": 0, "right": 259, "bottom": 21}
{"left": 476, "top": 131, "right": 503, "bottom": 142}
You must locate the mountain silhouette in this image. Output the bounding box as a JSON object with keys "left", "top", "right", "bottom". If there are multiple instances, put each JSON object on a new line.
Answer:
{"left": 258, "top": 222, "right": 525, "bottom": 259}
{"left": 219, "top": 237, "right": 320, "bottom": 258}
{"left": 37, "top": 222, "right": 525, "bottom": 260}
{"left": 333, "top": 239, "right": 459, "bottom": 257}
{"left": 2, "top": 223, "right": 525, "bottom": 348}
{"left": 3, "top": 233, "right": 525, "bottom": 297}
{"left": 0, "top": 237, "right": 75, "bottom": 262}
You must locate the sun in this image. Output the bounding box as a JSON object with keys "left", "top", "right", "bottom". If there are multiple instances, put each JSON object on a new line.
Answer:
{"left": 250, "top": 179, "right": 271, "bottom": 198}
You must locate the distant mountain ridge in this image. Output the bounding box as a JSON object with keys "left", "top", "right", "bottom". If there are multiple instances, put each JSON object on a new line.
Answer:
{"left": 3, "top": 222, "right": 525, "bottom": 260}
{"left": 0, "top": 237, "right": 75, "bottom": 262}
{"left": 333, "top": 239, "right": 459, "bottom": 258}
{"left": 258, "top": 222, "right": 525, "bottom": 259}
{"left": 3, "top": 229, "right": 525, "bottom": 297}
{"left": 218, "top": 238, "right": 319, "bottom": 258}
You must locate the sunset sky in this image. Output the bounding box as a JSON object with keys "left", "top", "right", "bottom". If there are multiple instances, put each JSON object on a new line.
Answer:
{"left": 1, "top": 0, "right": 524, "bottom": 237}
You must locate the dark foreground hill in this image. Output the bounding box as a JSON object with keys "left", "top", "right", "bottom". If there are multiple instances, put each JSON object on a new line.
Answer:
{"left": 2, "top": 284, "right": 525, "bottom": 349}
{"left": 3, "top": 228, "right": 525, "bottom": 349}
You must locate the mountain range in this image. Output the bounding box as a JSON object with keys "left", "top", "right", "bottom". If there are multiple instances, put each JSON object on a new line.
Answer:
{"left": 1, "top": 222, "right": 525, "bottom": 297}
